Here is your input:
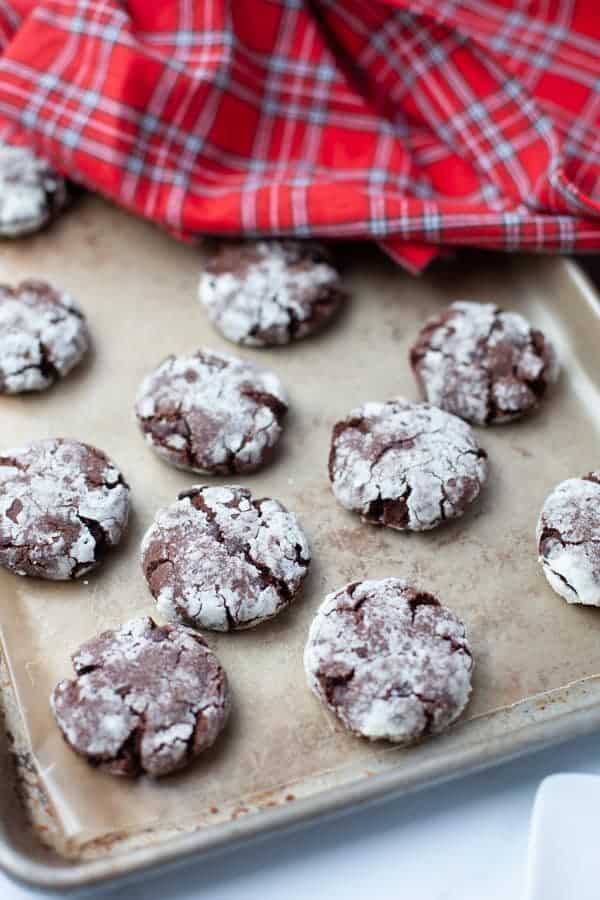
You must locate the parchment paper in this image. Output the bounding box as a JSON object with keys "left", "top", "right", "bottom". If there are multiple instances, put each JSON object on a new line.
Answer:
{"left": 1, "top": 197, "right": 600, "bottom": 851}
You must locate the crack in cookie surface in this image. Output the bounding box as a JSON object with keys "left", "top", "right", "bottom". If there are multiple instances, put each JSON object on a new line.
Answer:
{"left": 537, "top": 473, "right": 600, "bottom": 606}
{"left": 0, "top": 144, "right": 68, "bottom": 237}
{"left": 329, "top": 399, "right": 488, "bottom": 531}
{"left": 141, "top": 485, "right": 311, "bottom": 631}
{"left": 198, "top": 240, "right": 346, "bottom": 347}
{"left": 304, "top": 578, "right": 473, "bottom": 743}
{"left": 0, "top": 438, "right": 129, "bottom": 579}
{"left": 135, "top": 349, "right": 288, "bottom": 474}
{"left": 0, "top": 280, "right": 89, "bottom": 393}
{"left": 410, "top": 301, "right": 559, "bottom": 425}
{"left": 51, "top": 617, "right": 230, "bottom": 777}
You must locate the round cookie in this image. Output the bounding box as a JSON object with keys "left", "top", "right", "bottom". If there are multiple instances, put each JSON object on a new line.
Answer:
{"left": 0, "top": 143, "right": 68, "bottom": 237}
{"left": 51, "top": 617, "right": 230, "bottom": 777}
{"left": 135, "top": 349, "right": 287, "bottom": 475}
{"left": 329, "top": 399, "right": 488, "bottom": 531}
{"left": 304, "top": 578, "right": 473, "bottom": 743}
{"left": 537, "top": 472, "right": 600, "bottom": 606}
{"left": 0, "top": 438, "right": 129, "bottom": 579}
{"left": 410, "top": 301, "right": 559, "bottom": 425}
{"left": 141, "top": 485, "right": 310, "bottom": 631}
{"left": 0, "top": 280, "right": 89, "bottom": 393}
{"left": 198, "top": 240, "right": 345, "bottom": 346}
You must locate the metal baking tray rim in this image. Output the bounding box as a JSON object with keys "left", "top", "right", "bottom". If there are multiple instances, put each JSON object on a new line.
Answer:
{"left": 3, "top": 676, "right": 600, "bottom": 890}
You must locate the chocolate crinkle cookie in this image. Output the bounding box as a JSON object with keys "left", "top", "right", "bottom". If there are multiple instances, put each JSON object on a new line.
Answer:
{"left": 51, "top": 617, "right": 230, "bottom": 777}
{"left": 0, "top": 438, "right": 129, "bottom": 579}
{"left": 0, "top": 143, "right": 68, "bottom": 237}
{"left": 0, "top": 280, "right": 89, "bottom": 393}
{"left": 329, "top": 399, "right": 488, "bottom": 531}
{"left": 135, "top": 349, "right": 287, "bottom": 474}
{"left": 141, "top": 485, "right": 310, "bottom": 631}
{"left": 537, "top": 472, "right": 600, "bottom": 606}
{"left": 410, "top": 301, "right": 559, "bottom": 425}
{"left": 304, "top": 578, "right": 473, "bottom": 743}
{"left": 198, "top": 240, "right": 346, "bottom": 346}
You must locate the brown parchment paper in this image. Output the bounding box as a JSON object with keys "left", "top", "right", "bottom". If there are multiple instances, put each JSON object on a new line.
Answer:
{"left": 1, "top": 197, "right": 600, "bottom": 852}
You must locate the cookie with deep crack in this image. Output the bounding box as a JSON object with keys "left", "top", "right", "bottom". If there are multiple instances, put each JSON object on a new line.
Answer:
{"left": 141, "top": 485, "right": 310, "bottom": 631}
{"left": 537, "top": 472, "right": 600, "bottom": 606}
{"left": 51, "top": 617, "right": 230, "bottom": 777}
{"left": 0, "top": 143, "right": 68, "bottom": 237}
{"left": 135, "top": 349, "right": 287, "bottom": 474}
{"left": 0, "top": 280, "right": 89, "bottom": 393}
{"left": 198, "top": 240, "right": 346, "bottom": 346}
{"left": 304, "top": 578, "right": 473, "bottom": 743}
{"left": 329, "top": 399, "right": 488, "bottom": 531}
{"left": 410, "top": 301, "right": 559, "bottom": 425}
{"left": 0, "top": 438, "right": 129, "bottom": 579}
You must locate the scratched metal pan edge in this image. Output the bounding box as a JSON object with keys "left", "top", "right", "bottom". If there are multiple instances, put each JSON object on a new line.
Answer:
{"left": 0, "top": 197, "right": 600, "bottom": 889}
{"left": 3, "top": 681, "right": 600, "bottom": 891}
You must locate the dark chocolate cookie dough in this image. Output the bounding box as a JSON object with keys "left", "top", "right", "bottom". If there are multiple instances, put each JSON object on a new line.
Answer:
{"left": 304, "top": 578, "right": 473, "bottom": 743}
{"left": 410, "top": 301, "right": 559, "bottom": 425}
{"left": 0, "top": 280, "right": 89, "bottom": 393}
{"left": 537, "top": 472, "right": 600, "bottom": 606}
{"left": 135, "top": 349, "right": 287, "bottom": 474}
{"left": 329, "top": 399, "right": 488, "bottom": 531}
{"left": 141, "top": 485, "right": 311, "bottom": 631}
{"left": 51, "top": 617, "right": 230, "bottom": 777}
{"left": 0, "top": 438, "right": 129, "bottom": 579}
{"left": 0, "top": 143, "right": 68, "bottom": 237}
{"left": 198, "top": 240, "right": 345, "bottom": 346}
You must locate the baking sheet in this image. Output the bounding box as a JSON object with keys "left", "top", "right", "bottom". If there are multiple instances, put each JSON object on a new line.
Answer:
{"left": 1, "top": 197, "right": 600, "bottom": 861}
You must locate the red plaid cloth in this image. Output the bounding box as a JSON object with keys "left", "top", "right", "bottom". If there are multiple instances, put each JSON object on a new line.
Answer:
{"left": 0, "top": 1, "right": 599, "bottom": 271}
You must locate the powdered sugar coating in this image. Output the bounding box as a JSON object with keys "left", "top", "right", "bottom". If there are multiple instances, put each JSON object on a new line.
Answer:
{"left": 51, "top": 617, "right": 230, "bottom": 777}
{"left": 304, "top": 578, "right": 473, "bottom": 743}
{"left": 141, "top": 485, "right": 311, "bottom": 631}
{"left": 135, "top": 349, "right": 288, "bottom": 474}
{"left": 410, "top": 301, "right": 559, "bottom": 425}
{"left": 329, "top": 399, "right": 488, "bottom": 531}
{"left": 0, "top": 438, "right": 129, "bottom": 579}
{"left": 198, "top": 240, "right": 345, "bottom": 346}
{"left": 0, "top": 144, "right": 68, "bottom": 237}
{"left": 0, "top": 280, "right": 89, "bottom": 393}
{"left": 537, "top": 472, "right": 600, "bottom": 606}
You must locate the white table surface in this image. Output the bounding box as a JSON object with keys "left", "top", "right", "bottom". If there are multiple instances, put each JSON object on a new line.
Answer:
{"left": 1, "top": 732, "right": 599, "bottom": 900}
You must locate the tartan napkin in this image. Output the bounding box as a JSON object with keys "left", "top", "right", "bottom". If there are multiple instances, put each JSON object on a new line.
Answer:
{"left": 0, "top": 0, "right": 599, "bottom": 270}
